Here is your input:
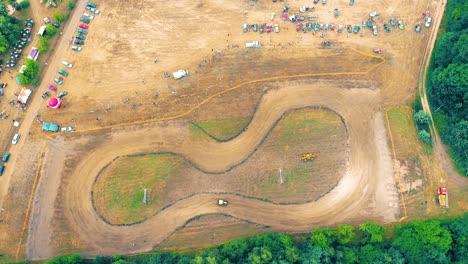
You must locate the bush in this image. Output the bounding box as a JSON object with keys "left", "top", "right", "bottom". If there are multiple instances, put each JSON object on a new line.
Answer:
{"left": 45, "top": 24, "right": 58, "bottom": 37}
{"left": 16, "top": 58, "right": 39, "bottom": 86}
{"left": 37, "top": 36, "right": 49, "bottom": 53}
{"left": 53, "top": 12, "right": 64, "bottom": 23}
{"left": 67, "top": 0, "right": 75, "bottom": 11}
{"left": 19, "top": 0, "right": 30, "bottom": 9}
{"left": 418, "top": 129, "right": 432, "bottom": 143}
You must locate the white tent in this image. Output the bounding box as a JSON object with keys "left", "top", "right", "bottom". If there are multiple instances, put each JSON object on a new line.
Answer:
{"left": 17, "top": 88, "right": 32, "bottom": 105}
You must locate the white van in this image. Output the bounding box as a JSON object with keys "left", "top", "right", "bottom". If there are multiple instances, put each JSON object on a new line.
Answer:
{"left": 12, "top": 133, "right": 20, "bottom": 145}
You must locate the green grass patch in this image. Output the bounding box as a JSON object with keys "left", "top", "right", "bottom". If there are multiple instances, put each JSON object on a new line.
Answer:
{"left": 190, "top": 117, "right": 249, "bottom": 141}
{"left": 385, "top": 107, "right": 425, "bottom": 157}
{"left": 93, "top": 154, "right": 184, "bottom": 224}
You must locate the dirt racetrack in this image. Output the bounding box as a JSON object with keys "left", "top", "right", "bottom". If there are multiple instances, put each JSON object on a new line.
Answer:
{"left": 0, "top": 0, "right": 451, "bottom": 260}
{"left": 27, "top": 79, "right": 398, "bottom": 256}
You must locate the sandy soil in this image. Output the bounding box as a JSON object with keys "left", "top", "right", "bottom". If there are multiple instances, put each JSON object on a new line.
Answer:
{"left": 0, "top": 0, "right": 463, "bottom": 261}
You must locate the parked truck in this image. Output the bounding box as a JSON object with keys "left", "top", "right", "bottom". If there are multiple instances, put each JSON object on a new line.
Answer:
{"left": 172, "top": 70, "right": 189, "bottom": 80}
{"left": 218, "top": 199, "right": 228, "bottom": 206}
{"left": 438, "top": 187, "right": 448, "bottom": 207}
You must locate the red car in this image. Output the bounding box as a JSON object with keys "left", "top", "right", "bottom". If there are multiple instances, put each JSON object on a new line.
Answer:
{"left": 266, "top": 24, "right": 271, "bottom": 33}
{"left": 282, "top": 12, "right": 287, "bottom": 21}
{"left": 79, "top": 24, "right": 89, "bottom": 29}
{"left": 330, "top": 23, "right": 335, "bottom": 31}
{"left": 47, "top": 83, "right": 57, "bottom": 91}
{"left": 296, "top": 22, "right": 302, "bottom": 31}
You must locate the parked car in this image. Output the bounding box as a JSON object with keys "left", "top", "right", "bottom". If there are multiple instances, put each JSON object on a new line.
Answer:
{"left": 77, "top": 28, "right": 88, "bottom": 34}
{"left": 425, "top": 17, "right": 432, "bottom": 27}
{"left": 72, "top": 46, "right": 82, "bottom": 51}
{"left": 415, "top": 23, "right": 421, "bottom": 32}
{"left": 76, "top": 34, "right": 86, "bottom": 40}
{"left": 48, "top": 83, "right": 57, "bottom": 91}
{"left": 369, "top": 12, "right": 380, "bottom": 18}
{"left": 252, "top": 23, "right": 258, "bottom": 32}
{"left": 42, "top": 91, "right": 50, "bottom": 98}
{"left": 259, "top": 24, "right": 265, "bottom": 33}
{"left": 62, "top": 61, "right": 73, "bottom": 68}
{"left": 11, "top": 133, "right": 20, "bottom": 145}
{"left": 83, "top": 12, "right": 94, "bottom": 20}
{"left": 372, "top": 25, "right": 378, "bottom": 35}
{"left": 86, "top": 2, "right": 97, "bottom": 8}
{"left": 79, "top": 24, "right": 89, "bottom": 29}
{"left": 384, "top": 23, "right": 391, "bottom": 32}
{"left": 274, "top": 24, "right": 280, "bottom": 33}
{"left": 390, "top": 18, "right": 397, "bottom": 27}
{"left": 266, "top": 24, "right": 271, "bottom": 33}
{"left": 61, "top": 126, "right": 76, "bottom": 132}
{"left": 58, "top": 69, "right": 69, "bottom": 77}
{"left": 354, "top": 25, "right": 360, "bottom": 34}
{"left": 0, "top": 83, "right": 6, "bottom": 89}
{"left": 80, "top": 17, "right": 90, "bottom": 24}
{"left": 54, "top": 77, "right": 63, "bottom": 85}
{"left": 74, "top": 39, "right": 85, "bottom": 45}
{"left": 2, "top": 152, "right": 10, "bottom": 162}
{"left": 0, "top": 165, "right": 4, "bottom": 176}
{"left": 52, "top": 22, "right": 60, "bottom": 28}
{"left": 296, "top": 22, "right": 301, "bottom": 31}
{"left": 398, "top": 20, "right": 405, "bottom": 30}
{"left": 43, "top": 17, "right": 51, "bottom": 24}
{"left": 88, "top": 8, "right": 100, "bottom": 14}
{"left": 347, "top": 24, "right": 352, "bottom": 33}
{"left": 243, "top": 23, "right": 248, "bottom": 33}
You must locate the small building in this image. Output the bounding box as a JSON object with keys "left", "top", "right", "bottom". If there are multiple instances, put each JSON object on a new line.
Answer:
{"left": 42, "top": 122, "right": 59, "bottom": 132}
{"left": 38, "top": 25, "right": 46, "bottom": 36}
{"left": 28, "top": 47, "right": 39, "bottom": 61}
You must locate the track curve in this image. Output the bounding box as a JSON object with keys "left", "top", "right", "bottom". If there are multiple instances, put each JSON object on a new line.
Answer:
{"left": 62, "top": 81, "right": 386, "bottom": 255}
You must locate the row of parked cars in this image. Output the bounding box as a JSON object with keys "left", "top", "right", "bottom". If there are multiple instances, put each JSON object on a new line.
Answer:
{"left": 0, "top": 133, "right": 18, "bottom": 176}
{"left": 72, "top": 2, "right": 100, "bottom": 52}
{"left": 5, "top": 19, "right": 35, "bottom": 69}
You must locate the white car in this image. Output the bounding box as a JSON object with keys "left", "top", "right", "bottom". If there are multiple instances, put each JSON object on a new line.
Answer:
{"left": 425, "top": 17, "right": 432, "bottom": 27}
{"left": 83, "top": 12, "right": 94, "bottom": 20}
{"left": 71, "top": 46, "right": 82, "bottom": 51}
{"left": 61, "top": 126, "right": 76, "bottom": 132}
{"left": 62, "top": 61, "right": 73, "bottom": 68}
{"left": 12, "top": 133, "right": 20, "bottom": 145}
{"left": 87, "top": 7, "right": 100, "bottom": 14}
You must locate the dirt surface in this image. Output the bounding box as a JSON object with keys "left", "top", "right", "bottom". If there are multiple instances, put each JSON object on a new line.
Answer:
{"left": 0, "top": 0, "right": 462, "bottom": 261}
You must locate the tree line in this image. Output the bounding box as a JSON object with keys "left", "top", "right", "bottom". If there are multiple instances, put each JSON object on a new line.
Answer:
{"left": 427, "top": 0, "right": 467, "bottom": 175}
{"left": 38, "top": 213, "right": 467, "bottom": 264}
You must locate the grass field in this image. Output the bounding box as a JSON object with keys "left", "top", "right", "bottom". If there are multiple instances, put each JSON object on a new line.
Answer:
{"left": 190, "top": 117, "right": 249, "bottom": 141}
{"left": 93, "top": 154, "right": 185, "bottom": 225}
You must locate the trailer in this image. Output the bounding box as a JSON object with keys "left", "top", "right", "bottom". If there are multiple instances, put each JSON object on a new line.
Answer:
{"left": 37, "top": 25, "right": 46, "bottom": 36}
{"left": 172, "top": 70, "right": 189, "bottom": 80}
{"left": 218, "top": 199, "right": 228, "bottom": 206}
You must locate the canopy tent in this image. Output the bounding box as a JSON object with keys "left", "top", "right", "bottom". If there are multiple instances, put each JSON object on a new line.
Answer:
{"left": 17, "top": 88, "right": 32, "bottom": 105}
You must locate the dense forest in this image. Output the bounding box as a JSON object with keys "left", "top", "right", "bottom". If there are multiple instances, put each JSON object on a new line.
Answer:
{"left": 39, "top": 213, "right": 467, "bottom": 264}
{"left": 427, "top": 0, "right": 467, "bottom": 175}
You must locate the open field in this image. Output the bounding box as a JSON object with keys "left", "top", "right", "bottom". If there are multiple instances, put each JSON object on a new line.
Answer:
{"left": 0, "top": 0, "right": 466, "bottom": 261}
